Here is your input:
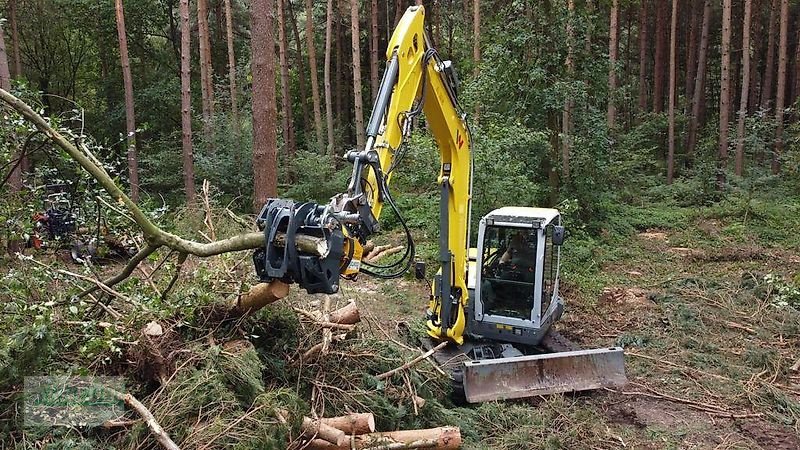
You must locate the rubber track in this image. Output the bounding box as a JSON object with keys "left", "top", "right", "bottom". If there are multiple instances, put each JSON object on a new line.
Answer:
{"left": 540, "top": 330, "right": 582, "bottom": 352}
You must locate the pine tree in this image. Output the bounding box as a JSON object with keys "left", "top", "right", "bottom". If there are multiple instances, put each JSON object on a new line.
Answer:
{"left": 114, "top": 0, "right": 140, "bottom": 202}
{"left": 350, "top": 0, "right": 365, "bottom": 149}
{"left": 735, "top": 0, "right": 753, "bottom": 176}
{"left": 224, "top": 0, "right": 240, "bottom": 142}
{"left": 180, "top": 0, "right": 196, "bottom": 204}
{"left": 252, "top": 0, "right": 280, "bottom": 209}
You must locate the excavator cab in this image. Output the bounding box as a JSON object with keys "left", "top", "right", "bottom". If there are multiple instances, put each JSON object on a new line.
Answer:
{"left": 468, "top": 207, "right": 565, "bottom": 344}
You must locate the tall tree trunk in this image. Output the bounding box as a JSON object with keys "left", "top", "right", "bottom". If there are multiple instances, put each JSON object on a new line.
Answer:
{"left": 180, "top": 0, "right": 196, "bottom": 205}
{"left": 607, "top": 0, "right": 619, "bottom": 129}
{"left": 288, "top": 0, "right": 311, "bottom": 134}
{"left": 718, "top": 0, "right": 732, "bottom": 179}
{"left": 761, "top": 0, "right": 779, "bottom": 110}
{"left": 306, "top": 0, "right": 325, "bottom": 151}
{"left": 370, "top": 0, "right": 379, "bottom": 100}
{"left": 735, "top": 0, "right": 753, "bottom": 176}
{"left": 198, "top": 0, "right": 215, "bottom": 147}
{"left": 562, "top": 0, "right": 575, "bottom": 182}
{"left": 8, "top": 0, "right": 21, "bottom": 78}
{"left": 772, "top": 0, "right": 788, "bottom": 174}
{"left": 324, "top": 0, "right": 336, "bottom": 156}
{"left": 350, "top": 0, "right": 365, "bottom": 149}
{"left": 252, "top": 0, "right": 280, "bottom": 210}
{"left": 667, "top": 0, "right": 677, "bottom": 184}
{"left": 0, "top": 20, "right": 23, "bottom": 193}
{"left": 335, "top": 2, "right": 344, "bottom": 135}
{"left": 277, "top": 0, "right": 296, "bottom": 157}
{"left": 637, "top": 0, "right": 648, "bottom": 113}
{"left": 115, "top": 0, "right": 140, "bottom": 203}
{"left": 652, "top": 0, "right": 668, "bottom": 113}
{"left": 684, "top": 0, "right": 700, "bottom": 109}
{"left": 747, "top": 0, "right": 762, "bottom": 115}
{"left": 686, "top": 0, "right": 712, "bottom": 165}
{"left": 473, "top": 0, "right": 480, "bottom": 120}
{"left": 224, "top": 0, "right": 240, "bottom": 143}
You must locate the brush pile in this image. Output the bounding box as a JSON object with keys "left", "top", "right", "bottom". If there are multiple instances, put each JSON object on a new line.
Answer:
{"left": 116, "top": 293, "right": 463, "bottom": 450}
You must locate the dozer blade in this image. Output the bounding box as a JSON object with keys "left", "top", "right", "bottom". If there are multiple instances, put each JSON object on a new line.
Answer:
{"left": 462, "top": 347, "right": 626, "bottom": 403}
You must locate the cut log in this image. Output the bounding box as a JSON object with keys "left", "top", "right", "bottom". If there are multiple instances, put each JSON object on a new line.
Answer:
{"left": 321, "top": 413, "right": 376, "bottom": 435}
{"left": 302, "top": 416, "right": 348, "bottom": 446}
{"left": 363, "top": 240, "right": 375, "bottom": 255}
{"left": 365, "top": 245, "right": 404, "bottom": 264}
{"left": 329, "top": 300, "right": 361, "bottom": 325}
{"left": 228, "top": 280, "right": 290, "bottom": 315}
{"left": 306, "top": 426, "right": 462, "bottom": 449}
{"left": 273, "top": 231, "right": 329, "bottom": 257}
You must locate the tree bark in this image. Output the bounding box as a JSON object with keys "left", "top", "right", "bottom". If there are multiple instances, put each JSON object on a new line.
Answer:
{"left": 652, "top": 0, "right": 668, "bottom": 113}
{"left": 224, "top": 0, "right": 240, "bottom": 143}
{"left": 686, "top": 0, "right": 712, "bottom": 165}
{"left": 350, "top": 0, "right": 366, "bottom": 150}
{"left": 735, "top": 0, "right": 753, "bottom": 176}
{"left": 306, "top": 0, "right": 326, "bottom": 151}
{"left": 180, "top": 0, "right": 196, "bottom": 205}
{"left": 287, "top": 0, "right": 312, "bottom": 134}
{"left": 0, "top": 23, "right": 11, "bottom": 93}
{"left": 228, "top": 281, "right": 290, "bottom": 315}
{"left": 114, "top": 0, "right": 140, "bottom": 203}
{"left": 198, "top": 0, "right": 215, "bottom": 148}
{"left": 684, "top": 0, "right": 700, "bottom": 108}
{"left": 761, "top": 0, "right": 779, "bottom": 110}
{"left": 277, "top": 0, "right": 296, "bottom": 158}
{"left": 719, "top": 0, "right": 732, "bottom": 177}
{"left": 772, "top": 0, "right": 788, "bottom": 174}
{"left": 307, "top": 426, "right": 462, "bottom": 450}
{"left": 252, "top": 0, "right": 280, "bottom": 210}
{"left": 667, "top": 0, "right": 677, "bottom": 184}
{"left": 370, "top": 0, "right": 379, "bottom": 100}
{"left": 302, "top": 417, "right": 348, "bottom": 446}
{"left": 637, "top": 0, "right": 648, "bottom": 113}
{"left": 320, "top": 413, "right": 375, "bottom": 435}
{"left": 324, "top": 0, "right": 336, "bottom": 156}
{"left": 328, "top": 300, "right": 361, "bottom": 324}
{"left": 8, "top": 0, "right": 21, "bottom": 78}
{"left": 562, "top": 0, "right": 575, "bottom": 182}
{"left": 607, "top": 0, "right": 619, "bottom": 129}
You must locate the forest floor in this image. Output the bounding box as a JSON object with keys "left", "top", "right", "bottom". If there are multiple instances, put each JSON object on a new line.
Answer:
{"left": 2, "top": 196, "right": 800, "bottom": 449}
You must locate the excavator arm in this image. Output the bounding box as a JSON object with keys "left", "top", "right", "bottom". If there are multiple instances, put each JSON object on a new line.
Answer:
{"left": 252, "top": 6, "right": 470, "bottom": 343}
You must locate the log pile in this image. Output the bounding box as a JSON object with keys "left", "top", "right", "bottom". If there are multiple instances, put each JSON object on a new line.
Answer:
{"left": 300, "top": 413, "right": 462, "bottom": 449}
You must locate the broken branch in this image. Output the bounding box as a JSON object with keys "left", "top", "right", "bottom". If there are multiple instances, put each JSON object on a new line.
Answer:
{"left": 377, "top": 342, "right": 448, "bottom": 381}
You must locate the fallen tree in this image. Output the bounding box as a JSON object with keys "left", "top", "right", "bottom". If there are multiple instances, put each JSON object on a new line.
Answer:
{"left": 0, "top": 89, "right": 270, "bottom": 302}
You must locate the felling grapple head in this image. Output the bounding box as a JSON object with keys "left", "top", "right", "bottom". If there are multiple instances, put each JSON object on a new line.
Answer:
{"left": 253, "top": 198, "right": 345, "bottom": 295}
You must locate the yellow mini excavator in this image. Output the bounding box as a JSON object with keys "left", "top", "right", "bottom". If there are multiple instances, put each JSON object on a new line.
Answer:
{"left": 252, "top": 6, "right": 626, "bottom": 403}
